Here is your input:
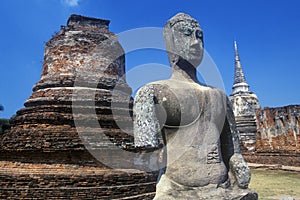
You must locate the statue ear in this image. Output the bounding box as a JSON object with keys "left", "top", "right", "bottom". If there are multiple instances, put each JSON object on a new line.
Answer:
{"left": 163, "top": 27, "right": 180, "bottom": 65}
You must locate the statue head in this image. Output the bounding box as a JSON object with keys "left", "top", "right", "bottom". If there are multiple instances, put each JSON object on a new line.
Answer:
{"left": 163, "top": 13, "right": 204, "bottom": 68}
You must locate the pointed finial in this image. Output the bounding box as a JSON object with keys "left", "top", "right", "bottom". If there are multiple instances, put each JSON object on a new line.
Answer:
{"left": 234, "top": 40, "right": 239, "bottom": 59}
{"left": 234, "top": 40, "right": 238, "bottom": 52}
{"left": 234, "top": 40, "right": 240, "bottom": 62}
{"left": 232, "top": 40, "right": 249, "bottom": 93}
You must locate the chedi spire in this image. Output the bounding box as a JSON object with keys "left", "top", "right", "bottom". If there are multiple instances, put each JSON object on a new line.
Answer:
{"left": 234, "top": 41, "right": 247, "bottom": 84}
{"left": 230, "top": 41, "right": 260, "bottom": 151}
{"left": 232, "top": 41, "right": 250, "bottom": 94}
{"left": 232, "top": 41, "right": 249, "bottom": 94}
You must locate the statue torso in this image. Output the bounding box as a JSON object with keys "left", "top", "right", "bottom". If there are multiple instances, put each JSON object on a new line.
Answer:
{"left": 148, "top": 79, "right": 228, "bottom": 187}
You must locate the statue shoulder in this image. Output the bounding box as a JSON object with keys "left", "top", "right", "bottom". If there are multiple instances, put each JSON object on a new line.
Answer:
{"left": 135, "top": 82, "right": 169, "bottom": 101}
{"left": 198, "top": 84, "right": 227, "bottom": 98}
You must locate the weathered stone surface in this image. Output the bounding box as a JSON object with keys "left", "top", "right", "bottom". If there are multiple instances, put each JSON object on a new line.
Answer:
{"left": 134, "top": 13, "right": 257, "bottom": 199}
{"left": 230, "top": 41, "right": 260, "bottom": 151}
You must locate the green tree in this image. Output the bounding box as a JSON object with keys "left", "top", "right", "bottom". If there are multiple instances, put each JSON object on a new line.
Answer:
{"left": 0, "top": 119, "right": 10, "bottom": 135}
{"left": 0, "top": 105, "right": 10, "bottom": 134}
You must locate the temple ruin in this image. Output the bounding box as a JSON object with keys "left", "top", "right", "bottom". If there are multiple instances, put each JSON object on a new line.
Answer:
{"left": 244, "top": 105, "right": 300, "bottom": 166}
{"left": 0, "top": 14, "right": 157, "bottom": 199}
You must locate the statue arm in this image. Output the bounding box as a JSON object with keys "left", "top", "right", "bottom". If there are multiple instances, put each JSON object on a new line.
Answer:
{"left": 133, "top": 85, "right": 160, "bottom": 148}
{"left": 221, "top": 97, "right": 251, "bottom": 189}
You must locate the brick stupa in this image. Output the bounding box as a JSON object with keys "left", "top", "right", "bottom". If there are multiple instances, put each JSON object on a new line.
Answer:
{"left": 0, "top": 15, "right": 157, "bottom": 199}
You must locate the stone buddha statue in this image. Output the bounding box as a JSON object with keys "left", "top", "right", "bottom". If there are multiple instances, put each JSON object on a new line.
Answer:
{"left": 133, "top": 13, "right": 258, "bottom": 199}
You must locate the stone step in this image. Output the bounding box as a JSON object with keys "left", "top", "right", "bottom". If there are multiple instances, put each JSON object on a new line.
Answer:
{"left": 11, "top": 112, "right": 133, "bottom": 126}
{"left": 0, "top": 161, "right": 158, "bottom": 198}
{"left": 17, "top": 105, "right": 132, "bottom": 116}
{"left": 0, "top": 172, "right": 157, "bottom": 199}
{"left": 0, "top": 184, "right": 156, "bottom": 200}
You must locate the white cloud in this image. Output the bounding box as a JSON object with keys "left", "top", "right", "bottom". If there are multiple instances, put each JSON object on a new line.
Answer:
{"left": 63, "top": 0, "right": 81, "bottom": 6}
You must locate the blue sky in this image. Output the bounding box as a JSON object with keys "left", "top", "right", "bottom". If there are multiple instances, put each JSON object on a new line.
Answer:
{"left": 0, "top": 0, "right": 299, "bottom": 118}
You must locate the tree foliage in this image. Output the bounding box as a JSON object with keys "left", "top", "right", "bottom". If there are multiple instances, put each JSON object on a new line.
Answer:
{"left": 0, "top": 118, "right": 10, "bottom": 135}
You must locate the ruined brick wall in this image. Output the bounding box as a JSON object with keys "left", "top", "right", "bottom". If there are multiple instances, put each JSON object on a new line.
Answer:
{"left": 255, "top": 105, "right": 300, "bottom": 153}
{"left": 244, "top": 105, "right": 300, "bottom": 166}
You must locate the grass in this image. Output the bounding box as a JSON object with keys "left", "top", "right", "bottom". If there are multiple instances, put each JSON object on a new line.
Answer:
{"left": 249, "top": 169, "right": 300, "bottom": 200}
